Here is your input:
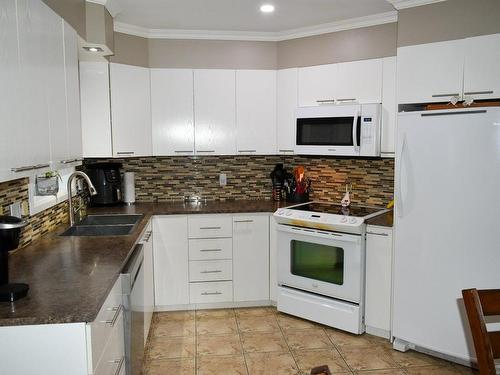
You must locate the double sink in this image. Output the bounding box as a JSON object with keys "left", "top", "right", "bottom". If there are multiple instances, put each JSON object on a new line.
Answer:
{"left": 60, "top": 214, "right": 143, "bottom": 237}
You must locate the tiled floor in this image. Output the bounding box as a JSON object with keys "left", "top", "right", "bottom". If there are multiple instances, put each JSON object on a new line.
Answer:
{"left": 143, "top": 307, "right": 478, "bottom": 375}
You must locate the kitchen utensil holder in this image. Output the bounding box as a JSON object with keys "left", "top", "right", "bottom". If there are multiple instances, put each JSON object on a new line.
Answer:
{"left": 287, "top": 191, "right": 310, "bottom": 203}
{"left": 272, "top": 183, "right": 283, "bottom": 201}
{"left": 36, "top": 176, "right": 59, "bottom": 196}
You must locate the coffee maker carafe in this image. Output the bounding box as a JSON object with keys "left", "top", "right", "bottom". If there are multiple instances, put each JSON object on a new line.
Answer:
{"left": 86, "top": 163, "right": 123, "bottom": 206}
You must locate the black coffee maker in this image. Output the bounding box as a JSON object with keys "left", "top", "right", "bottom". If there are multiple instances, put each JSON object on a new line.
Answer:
{"left": 86, "top": 163, "right": 124, "bottom": 206}
{"left": 0, "top": 216, "right": 29, "bottom": 302}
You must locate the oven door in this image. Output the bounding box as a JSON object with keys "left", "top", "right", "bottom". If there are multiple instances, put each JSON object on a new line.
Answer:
{"left": 277, "top": 225, "right": 363, "bottom": 304}
{"left": 295, "top": 105, "right": 361, "bottom": 156}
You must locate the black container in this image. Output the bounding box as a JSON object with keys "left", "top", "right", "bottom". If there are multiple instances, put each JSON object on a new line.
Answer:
{"left": 286, "top": 192, "right": 310, "bottom": 203}
{"left": 86, "top": 163, "right": 123, "bottom": 206}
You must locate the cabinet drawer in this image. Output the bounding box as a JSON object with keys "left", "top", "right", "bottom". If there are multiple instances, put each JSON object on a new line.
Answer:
{"left": 189, "top": 260, "right": 232, "bottom": 282}
{"left": 94, "top": 310, "right": 125, "bottom": 375}
{"left": 189, "top": 281, "right": 233, "bottom": 303}
{"left": 88, "top": 277, "right": 123, "bottom": 372}
{"left": 189, "top": 238, "right": 232, "bottom": 260}
{"left": 188, "top": 215, "right": 232, "bottom": 238}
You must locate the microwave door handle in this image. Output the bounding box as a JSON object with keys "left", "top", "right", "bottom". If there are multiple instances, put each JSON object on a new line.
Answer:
{"left": 352, "top": 111, "right": 359, "bottom": 152}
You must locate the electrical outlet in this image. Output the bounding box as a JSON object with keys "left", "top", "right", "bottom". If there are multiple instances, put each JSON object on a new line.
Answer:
{"left": 219, "top": 173, "right": 227, "bottom": 187}
{"left": 9, "top": 202, "right": 22, "bottom": 218}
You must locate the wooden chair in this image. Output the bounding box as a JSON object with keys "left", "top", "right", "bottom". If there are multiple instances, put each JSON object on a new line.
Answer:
{"left": 462, "top": 288, "right": 500, "bottom": 375}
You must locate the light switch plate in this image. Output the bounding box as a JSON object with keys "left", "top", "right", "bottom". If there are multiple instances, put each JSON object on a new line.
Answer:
{"left": 219, "top": 173, "right": 227, "bottom": 187}
{"left": 9, "top": 202, "right": 22, "bottom": 218}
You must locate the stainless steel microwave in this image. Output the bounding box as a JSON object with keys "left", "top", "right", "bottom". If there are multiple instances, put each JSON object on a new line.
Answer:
{"left": 295, "top": 104, "right": 381, "bottom": 157}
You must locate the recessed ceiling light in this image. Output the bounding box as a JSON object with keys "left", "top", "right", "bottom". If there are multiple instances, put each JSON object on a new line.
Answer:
{"left": 260, "top": 4, "right": 275, "bottom": 13}
{"left": 83, "top": 46, "right": 103, "bottom": 52}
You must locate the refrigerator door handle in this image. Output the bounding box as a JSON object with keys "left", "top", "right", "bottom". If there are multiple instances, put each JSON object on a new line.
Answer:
{"left": 396, "top": 134, "right": 407, "bottom": 218}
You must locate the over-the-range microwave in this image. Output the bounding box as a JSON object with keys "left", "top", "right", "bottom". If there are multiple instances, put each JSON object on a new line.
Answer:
{"left": 294, "top": 103, "right": 381, "bottom": 157}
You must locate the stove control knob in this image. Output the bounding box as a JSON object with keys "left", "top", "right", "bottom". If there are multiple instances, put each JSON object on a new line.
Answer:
{"left": 340, "top": 217, "right": 348, "bottom": 223}
{"left": 277, "top": 209, "right": 285, "bottom": 215}
{"left": 349, "top": 218, "right": 357, "bottom": 224}
{"left": 285, "top": 211, "right": 293, "bottom": 216}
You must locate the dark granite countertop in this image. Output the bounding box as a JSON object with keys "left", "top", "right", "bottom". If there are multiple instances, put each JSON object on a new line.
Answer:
{"left": 0, "top": 200, "right": 289, "bottom": 327}
{"left": 365, "top": 210, "right": 393, "bottom": 228}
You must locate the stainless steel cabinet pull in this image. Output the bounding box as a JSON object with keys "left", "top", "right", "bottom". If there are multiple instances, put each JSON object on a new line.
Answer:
{"left": 200, "top": 249, "right": 222, "bottom": 252}
{"left": 279, "top": 149, "right": 294, "bottom": 153}
{"left": 431, "top": 93, "right": 460, "bottom": 98}
{"left": 101, "top": 305, "right": 122, "bottom": 326}
{"left": 463, "top": 90, "right": 493, "bottom": 95}
{"left": 238, "top": 150, "right": 256, "bottom": 153}
{"left": 336, "top": 98, "right": 357, "bottom": 102}
{"left": 316, "top": 99, "right": 335, "bottom": 103}
{"left": 234, "top": 220, "right": 254, "bottom": 223}
{"left": 110, "top": 357, "right": 125, "bottom": 375}
{"left": 422, "top": 110, "right": 487, "bottom": 117}
{"left": 11, "top": 165, "right": 36, "bottom": 172}
{"left": 61, "top": 158, "right": 81, "bottom": 164}
{"left": 328, "top": 149, "right": 337, "bottom": 152}
{"left": 116, "top": 152, "right": 135, "bottom": 155}
{"left": 197, "top": 150, "right": 215, "bottom": 153}
{"left": 174, "top": 150, "right": 193, "bottom": 153}
{"left": 201, "top": 270, "right": 222, "bottom": 274}
{"left": 200, "top": 226, "right": 221, "bottom": 230}
{"left": 201, "top": 291, "right": 222, "bottom": 296}
{"left": 34, "top": 164, "right": 50, "bottom": 169}
{"left": 367, "top": 231, "right": 389, "bottom": 237}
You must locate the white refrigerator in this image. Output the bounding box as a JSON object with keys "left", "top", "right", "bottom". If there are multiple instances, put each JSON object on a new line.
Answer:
{"left": 393, "top": 107, "right": 500, "bottom": 364}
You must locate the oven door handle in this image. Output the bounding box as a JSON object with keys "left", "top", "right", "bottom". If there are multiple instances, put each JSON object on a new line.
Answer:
{"left": 277, "top": 224, "right": 360, "bottom": 243}
{"left": 352, "top": 110, "right": 359, "bottom": 153}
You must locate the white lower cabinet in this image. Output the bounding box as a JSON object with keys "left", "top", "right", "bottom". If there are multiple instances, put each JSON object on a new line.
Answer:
{"left": 365, "top": 225, "right": 393, "bottom": 339}
{"left": 233, "top": 215, "right": 270, "bottom": 302}
{"left": 189, "top": 281, "right": 234, "bottom": 304}
{"left": 141, "top": 222, "right": 154, "bottom": 344}
{"left": 269, "top": 216, "right": 278, "bottom": 303}
{"left": 153, "top": 216, "right": 190, "bottom": 307}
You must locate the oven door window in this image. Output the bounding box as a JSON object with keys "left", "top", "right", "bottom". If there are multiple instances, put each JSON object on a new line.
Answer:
{"left": 296, "top": 117, "right": 361, "bottom": 146}
{"left": 290, "top": 240, "right": 344, "bottom": 285}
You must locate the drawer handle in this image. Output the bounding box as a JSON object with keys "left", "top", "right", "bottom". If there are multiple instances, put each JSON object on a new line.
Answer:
{"left": 201, "top": 291, "right": 222, "bottom": 296}
{"left": 316, "top": 99, "right": 335, "bottom": 103}
{"left": 116, "top": 152, "right": 135, "bottom": 155}
{"left": 367, "top": 231, "right": 389, "bottom": 237}
{"left": 279, "top": 149, "right": 294, "bottom": 153}
{"left": 431, "top": 93, "right": 460, "bottom": 98}
{"left": 101, "top": 305, "right": 122, "bottom": 327}
{"left": 200, "top": 249, "right": 222, "bottom": 252}
{"left": 174, "top": 150, "right": 194, "bottom": 153}
{"left": 238, "top": 150, "right": 256, "bottom": 153}
{"left": 143, "top": 231, "right": 152, "bottom": 242}
{"left": 199, "top": 226, "right": 221, "bottom": 230}
{"left": 109, "top": 356, "right": 125, "bottom": 375}
{"left": 201, "top": 270, "right": 222, "bottom": 274}
{"left": 463, "top": 90, "right": 493, "bottom": 95}
{"left": 234, "top": 220, "right": 253, "bottom": 223}
{"left": 197, "top": 150, "right": 215, "bottom": 153}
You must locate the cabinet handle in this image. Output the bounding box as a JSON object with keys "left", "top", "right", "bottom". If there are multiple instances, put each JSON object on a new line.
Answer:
{"left": 316, "top": 99, "right": 335, "bottom": 103}
{"left": 201, "top": 270, "right": 222, "bottom": 274}
{"left": 34, "top": 163, "right": 50, "bottom": 170}
{"left": 143, "top": 231, "right": 152, "bottom": 242}
{"left": 421, "top": 110, "right": 487, "bottom": 117}
{"left": 11, "top": 165, "right": 37, "bottom": 172}
{"left": 431, "top": 93, "right": 460, "bottom": 98}
{"left": 336, "top": 98, "right": 357, "bottom": 102}
{"left": 463, "top": 90, "right": 493, "bottom": 95}
{"left": 200, "top": 249, "right": 222, "bottom": 252}
{"left": 116, "top": 152, "right": 135, "bottom": 155}
{"left": 367, "top": 231, "right": 389, "bottom": 237}
{"left": 234, "top": 220, "right": 254, "bottom": 223}
{"left": 238, "top": 150, "right": 256, "bottom": 153}
{"left": 174, "top": 150, "right": 193, "bottom": 154}
{"left": 101, "top": 305, "right": 122, "bottom": 326}
{"left": 61, "top": 158, "right": 82, "bottom": 164}
{"left": 199, "top": 226, "right": 221, "bottom": 230}
{"left": 279, "top": 149, "right": 294, "bottom": 153}
{"left": 328, "top": 149, "right": 337, "bottom": 152}
{"left": 197, "top": 150, "right": 215, "bottom": 153}
{"left": 110, "top": 357, "right": 125, "bottom": 375}
{"left": 201, "top": 291, "right": 222, "bottom": 296}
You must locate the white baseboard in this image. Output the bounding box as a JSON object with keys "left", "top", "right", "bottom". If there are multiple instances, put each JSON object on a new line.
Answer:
{"left": 155, "top": 300, "right": 272, "bottom": 312}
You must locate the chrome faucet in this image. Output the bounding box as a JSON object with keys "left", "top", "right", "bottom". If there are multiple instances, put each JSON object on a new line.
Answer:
{"left": 67, "top": 171, "right": 97, "bottom": 226}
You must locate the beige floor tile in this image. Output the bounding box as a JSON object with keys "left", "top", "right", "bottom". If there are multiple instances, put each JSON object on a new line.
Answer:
{"left": 147, "top": 336, "right": 196, "bottom": 360}
{"left": 450, "top": 364, "right": 479, "bottom": 374}
{"left": 277, "top": 313, "right": 319, "bottom": 331}
{"left": 151, "top": 319, "right": 195, "bottom": 338}
{"left": 245, "top": 352, "right": 300, "bottom": 375}
{"left": 144, "top": 358, "right": 195, "bottom": 375}
{"left": 235, "top": 307, "right": 277, "bottom": 318}
{"left": 197, "top": 316, "right": 238, "bottom": 335}
{"left": 285, "top": 328, "right": 334, "bottom": 351}
{"left": 241, "top": 331, "right": 288, "bottom": 353}
{"left": 339, "top": 346, "right": 399, "bottom": 372}
{"left": 237, "top": 315, "right": 281, "bottom": 333}
{"left": 404, "top": 364, "right": 472, "bottom": 375}
{"left": 383, "top": 349, "right": 449, "bottom": 368}
{"left": 294, "top": 349, "right": 351, "bottom": 374}
{"left": 155, "top": 310, "right": 195, "bottom": 323}
{"left": 196, "top": 309, "right": 235, "bottom": 320}
{"left": 197, "top": 355, "right": 248, "bottom": 375}
{"left": 197, "top": 334, "right": 242, "bottom": 357}
{"left": 325, "top": 328, "right": 375, "bottom": 348}
{"left": 352, "top": 369, "right": 405, "bottom": 374}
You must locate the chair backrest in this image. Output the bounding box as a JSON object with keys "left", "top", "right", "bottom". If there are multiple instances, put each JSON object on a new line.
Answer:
{"left": 462, "top": 288, "right": 500, "bottom": 375}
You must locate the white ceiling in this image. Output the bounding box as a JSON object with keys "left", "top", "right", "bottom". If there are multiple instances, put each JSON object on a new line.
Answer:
{"left": 107, "top": 0, "right": 397, "bottom": 39}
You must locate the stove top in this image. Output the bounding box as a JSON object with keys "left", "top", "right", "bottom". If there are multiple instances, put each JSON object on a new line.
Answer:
{"left": 289, "top": 202, "right": 382, "bottom": 218}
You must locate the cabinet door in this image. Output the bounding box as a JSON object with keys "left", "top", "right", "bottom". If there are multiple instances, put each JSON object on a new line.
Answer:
{"left": 336, "top": 59, "right": 383, "bottom": 104}
{"left": 365, "top": 226, "right": 393, "bottom": 337}
{"left": 153, "top": 216, "right": 189, "bottom": 306}
{"left": 63, "top": 21, "right": 82, "bottom": 162}
{"left": 397, "top": 39, "right": 464, "bottom": 104}
{"left": 141, "top": 222, "right": 154, "bottom": 344}
{"left": 110, "top": 63, "right": 152, "bottom": 157}
{"left": 236, "top": 70, "right": 276, "bottom": 155}
{"left": 194, "top": 69, "right": 236, "bottom": 155}
{"left": 233, "top": 215, "right": 269, "bottom": 302}
{"left": 298, "top": 63, "right": 338, "bottom": 107}
{"left": 381, "top": 57, "right": 397, "bottom": 156}
{"left": 151, "top": 69, "right": 194, "bottom": 156}
{"left": 276, "top": 68, "right": 297, "bottom": 154}
{"left": 80, "top": 62, "right": 113, "bottom": 158}
{"left": 463, "top": 33, "right": 500, "bottom": 101}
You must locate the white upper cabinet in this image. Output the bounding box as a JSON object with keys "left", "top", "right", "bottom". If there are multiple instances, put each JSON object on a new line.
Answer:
{"left": 194, "top": 69, "right": 237, "bottom": 155}
{"left": 336, "top": 59, "right": 383, "bottom": 104}
{"left": 236, "top": 70, "right": 276, "bottom": 155}
{"left": 397, "top": 39, "right": 464, "bottom": 104}
{"left": 298, "top": 63, "right": 338, "bottom": 106}
{"left": 80, "top": 62, "right": 113, "bottom": 158}
{"left": 110, "top": 63, "right": 152, "bottom": 157}
{"left": 276, "top": 68, "right": 298, "bottom": 154}
{"left": 381, "top": 57, "right": 397, "bottom": 156}
{"left": 463, "top": 33, "right": 500, "bottom": 101}
{"left": 151, "top": 69, "right": 195, "bottom": 156}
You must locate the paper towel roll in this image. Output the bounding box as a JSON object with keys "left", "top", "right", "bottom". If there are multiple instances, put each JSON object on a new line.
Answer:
{"left": 123, "top": 172, "right": 135, "bottom": 204}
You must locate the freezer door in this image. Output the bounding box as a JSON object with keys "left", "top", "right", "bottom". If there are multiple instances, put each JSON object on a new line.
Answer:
{"left": 393, "top": 108, "right": 500, "bottom": 362}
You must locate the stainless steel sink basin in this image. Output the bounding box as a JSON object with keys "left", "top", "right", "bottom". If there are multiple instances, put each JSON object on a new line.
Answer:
{"left": 60, "top": 224, "right": 136, "bottom": 237}
{"left": 78, "top": 214, "right": 143, "bottom": 226}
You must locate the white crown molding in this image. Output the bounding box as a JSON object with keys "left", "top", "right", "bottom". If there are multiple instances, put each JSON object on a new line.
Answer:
{"left": 114, "top": 11, "right": 398, "bottom": 42}
{"left": 387, "top": 0, "right": 447, "bottom": 10}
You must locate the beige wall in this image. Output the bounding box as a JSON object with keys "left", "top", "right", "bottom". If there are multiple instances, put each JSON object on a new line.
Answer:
{"left": 398, "top": 0, "right": 500, "bottom": 47}
{"left": 42, "top": 0, "right": 86, "bottom": 38}
{"left": 148, "top": 39, "right": 278, "bottom": 69}
{"left": 110, "top": 32, "right": 149, "bottom": 67}
{"left": 85, "top": 3, "right": 114, "bottom": 52}
{"left": 277, "top": 23, "right": 397, "bottom": 69}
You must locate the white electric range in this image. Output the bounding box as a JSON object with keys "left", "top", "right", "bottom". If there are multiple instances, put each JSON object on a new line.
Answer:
{"left": 273, "top": 201, "right": 387, "bottom": 334}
